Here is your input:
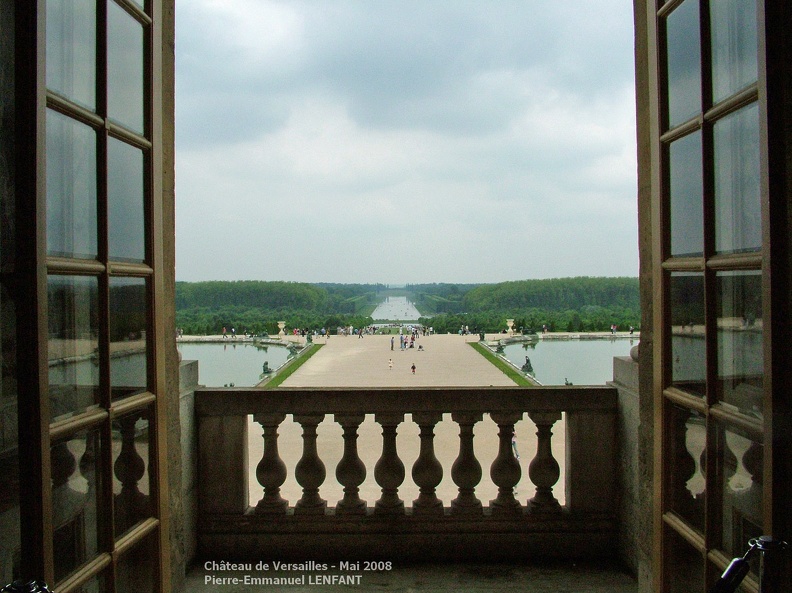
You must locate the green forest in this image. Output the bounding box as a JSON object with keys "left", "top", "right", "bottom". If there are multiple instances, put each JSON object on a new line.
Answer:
{"left": 175, "top": 277, "right": 640, "bottom": 335}
{"left": 412, "top": 277, "right": 639, "bottom": 334}
{"left": 175, "top": 281, "right": 384, "bottom": 335}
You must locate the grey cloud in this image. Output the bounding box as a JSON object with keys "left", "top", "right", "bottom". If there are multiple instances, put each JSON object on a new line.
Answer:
{"left": 175, "top": 0, "right": 639, "bottom": 283}
{"left": 177, "top": 1, "right": 635, "bottom": 142}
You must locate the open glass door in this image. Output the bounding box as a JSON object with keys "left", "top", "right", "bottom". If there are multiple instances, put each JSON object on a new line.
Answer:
{"left": 5, "top": 1, "right": 174, "bottom": 591}
{"left": 644, "top": 0, "right": 789, "bottom": 590}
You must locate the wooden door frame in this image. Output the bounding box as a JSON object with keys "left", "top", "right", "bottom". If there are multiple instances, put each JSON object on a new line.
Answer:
{"left": 11, "top": 1, "right": 176, "bottom": 590}
{"left": 635, "top": 0, "right": 792, "bottom": 590}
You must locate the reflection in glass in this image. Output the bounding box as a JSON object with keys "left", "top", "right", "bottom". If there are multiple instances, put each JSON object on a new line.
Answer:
{"left": 110, "top": 277, "right": 147, "bottom": 400}
{"left": 0, "top": 14, "right": 21, "bottom": 580}
{"left": 52, "top": 429, "right": 102, "bottom": 583}
{"left": 1, "top": 0, "right": 16, "bottom": 272}
{"left": 664, "top": 524, "right": 705, "bottom": 593}
{"left": 108, "top": 138, "right": 145, "bottom": 262}
{"left": 717, "top": 271, "right": 762, "bottom": 416}
{"left": 116, "top": 530, "right": 157, "bottom": 593}
{"left": 666, "top": 403, "right": 706, "bottom": 533}
{"left": 108, "top": 1, "right": 144, "bottom": 133}
{"left": 669, "top": 132, "right": 703, "bottom": 257}
{"left": 0, "top": 280, "right": 21, "bottom": 582}
{"left": 46, "top": 0, "right": 96, "bottom": 109}
{"left": 70, "top": 574, "right": 105, "bottom": 593}
{"left": 48, "top": 275, "right": 99, "bottom": 423}
{"left": 711, "top": 0, "right": 757, "bottom": 103}
{"left": 113, "top": 408, "right": 152, "bottom": 538}
{"left": 46, "top": 109, "right": 98, "bottom": 259}
{"left": 714, "top": 104, "right": 760, "bottom": 254}
{"left": 715, "top": 420, "right": 762, "bottom": 576}
{"left": 665, "top": 0, "right": 701, "bottom": 127}
{"left": 670, "top": 273, "right": 706, "bottom": 397}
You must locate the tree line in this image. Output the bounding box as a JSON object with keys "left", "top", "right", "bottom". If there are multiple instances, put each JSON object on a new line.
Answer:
{"left": 175, "top": 281, "right": 383, "bottom": 335}
{"left": 416, "top": 277, "right": 640, "bottom": 333}
{"left": 174, "top": 277, "right": 640, "bottom": 335}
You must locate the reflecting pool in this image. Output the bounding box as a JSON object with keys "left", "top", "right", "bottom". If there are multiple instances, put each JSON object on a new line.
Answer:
{"left": 371, "top": 296, "right": 421, "bottom": 321}
{"left": 177, "top": 342, "right": 292, "bottom": 387}
{"left": 501, "top": 338, "right": 638, "bottom": 385}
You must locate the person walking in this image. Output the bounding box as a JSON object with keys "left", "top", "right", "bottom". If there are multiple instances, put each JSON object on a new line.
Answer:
{"left": 391, "top": 336, "right": 394, "bottom": 351}
{"left": 411, "top": 363, "right": 416, "bottom": 374}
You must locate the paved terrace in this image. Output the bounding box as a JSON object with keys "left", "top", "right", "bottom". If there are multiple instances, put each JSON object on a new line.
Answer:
{"left": 187, "top": 332, "right": 637, "bottom": 592}
{"left": 279, "top": 333, "right": 518, "bottom": 388}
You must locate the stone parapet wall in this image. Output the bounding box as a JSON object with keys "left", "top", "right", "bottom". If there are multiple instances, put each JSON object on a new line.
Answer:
{"left": 611, "top": 355, "right": 641, "bottom": 577}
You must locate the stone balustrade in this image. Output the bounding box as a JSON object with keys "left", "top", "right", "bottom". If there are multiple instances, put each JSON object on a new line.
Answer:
{"left": 196, "top": 386, "right": 618, "bottom": 562}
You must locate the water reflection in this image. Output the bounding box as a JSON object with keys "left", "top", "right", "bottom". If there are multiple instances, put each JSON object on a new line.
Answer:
{"left": 177, "top": 342, "right": 293, "bottom": 387}
{"left": 371, "top": 296, "right": 421, "bottom": 321}
{"left": 500, "top": 338, "right": 636, "bottom": 385}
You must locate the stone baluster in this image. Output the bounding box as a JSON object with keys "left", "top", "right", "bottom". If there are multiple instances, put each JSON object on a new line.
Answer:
{"left": 114, "top": 413, "right": 148, "bottom": 530}
{"left": 293, "top": 414, "right": 327, "bottom": 514}
{"left": 526, "top": 411, "right": 562, "bottom": 513}
{"left": 114, "top": 414, "right": 145, "bottom": 497}
{"left": 742, "top": 439, "right": 762, "bottom": 489}
{"left": 334, "top": 414, "right": 367, "bottom": 515}
{"left": 374, "top": 413, "right": 405, "bottom": 515}
{"left": 51, "top": 439, "right": 78, "bottom": 492}
{"left": 450, "top": 412, "right": 483, "bottom": 515}
{"left": 671, "top": 415, "right": 704, "bottom": 520}
{"left": 737, "top": 438, "right": 763, "bottom": 523}
{"left": 51, "top": 436, "right": 86, "bottom": 531}
{"left": 79, "top": 430, "right": 97, "bottom": 486}
{"left": 253, "top": 413, "right": 288, "bottom": 514}
{"left": 489, "top": 412, "right": 523, "bottom": 515}
{"left": 411, "top": 412, "right": 444, "bottom": 515}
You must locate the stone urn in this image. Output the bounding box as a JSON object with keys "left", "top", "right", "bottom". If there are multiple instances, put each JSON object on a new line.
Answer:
{"left": 506, "top": 319, "right": 514, "bottom": 335}
{"left": 278, "top": 321, "right": 286, "bottom": 337}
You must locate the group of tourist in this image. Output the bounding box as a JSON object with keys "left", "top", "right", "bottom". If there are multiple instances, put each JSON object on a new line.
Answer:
{"left": 391, "top": 330, "right": 423, "bottom": 351}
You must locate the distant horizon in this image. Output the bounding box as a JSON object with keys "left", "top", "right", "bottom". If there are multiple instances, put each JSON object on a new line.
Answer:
{"left": 174, "top": 275, "right": 640, "bottom": 286}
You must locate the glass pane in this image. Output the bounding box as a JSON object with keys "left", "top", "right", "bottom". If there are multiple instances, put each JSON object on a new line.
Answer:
{"left": 0, "top": 10, "right": 20, "bottom": 577}
{"left": 52, "top": 429, "right": 102, "bottom": 583}
{"left": 711, "top": 0, "right": 758, "bottom": 103}
{"left": 108, "top": 1, "right": 144, "bottom": 133}
{"left": 68, "top": 573, "right": 106, "bottom": 593}
{"left": 108, "top": 138, "right": 145, "bottom": 262}
{"left": 716, "top": 271, "right": 763, "bottom": 416}
{"left": 665, "top": 403, "right": 706, "bottom": 532}
{"left": 116, "top": 530, "right": 157, "bottom": 593}
{"left": 665, "top": 0, "right": 701, "bottom": 127}
{"left": 110, "top": 277, "right": 147, "bottom": 400}
{"left": 664, "top": 524, "right": 706, "bottom": 593}
{"left": 714, "top": 104, "right": 761, "bottom": 254}
{"left": 46, "top": 109, "right": 98, "bottom": 259}
{"left": 113, "top": 408, "right": 153, "bottom": 537}
{"left": 1, "top": 0, "right": 14, "bottom": 271}
{"left": 46, "top": 0, "right": 96, "bottom": 110}
{"left": 714, "top": 420, "right": 762, "bottom": 578}
{"left": 48, "top": 275, "right": 100, "bottom": 423}
{"left": 670, "top": 272, "right": 706, "bottom": 397}
{"left": 0, "top": 282, "right": 21, "bottom": 582}
{"left": 669, "top": 132, "right": 703, "bottom": 257}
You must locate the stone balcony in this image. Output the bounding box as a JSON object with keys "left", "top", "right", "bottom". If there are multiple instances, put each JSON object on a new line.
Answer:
{"left": 179, "top": 353, "right": 642, "bottom": 591}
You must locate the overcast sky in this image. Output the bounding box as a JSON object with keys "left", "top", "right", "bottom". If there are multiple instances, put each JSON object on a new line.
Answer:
{"left": 175, "top": 1, "right": 638, "bottom": 284}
